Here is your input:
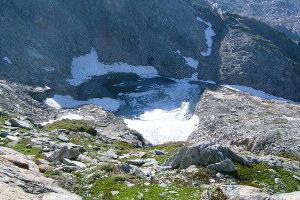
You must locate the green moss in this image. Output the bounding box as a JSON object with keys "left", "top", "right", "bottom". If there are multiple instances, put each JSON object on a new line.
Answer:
{"left": 276, "top": 152, "right": 300, "bottom": 162}
{"left": 229, "top": 163, "right": 300, "bottom": 193}
{"left": 193, "top": 167, "right": 217, "bottom": 183}
{"left": 34, "top": 154, "right": 46, "bottom": 161}
{"left": 41, "top": 120, "right": 97, "bottom": 136}
{"left": 110, "top": 140, "right": 136, "bottom": 152}
{"left": 90, "top": 178, "right": 204, "bottom": 200}
{"left": 113, "top": 175, "right": 127, "bottom": 183}
{"left": 99, "top": 164, "right": 114, "bottom": 173}
{"left": 149, "top": 142, "right": 189, "bottom": 164}
{"left": 68, "top": 135, "right": 97, "bottom": 152}
{"left": 6, "top": 139, "right": 42, "bottom": 156}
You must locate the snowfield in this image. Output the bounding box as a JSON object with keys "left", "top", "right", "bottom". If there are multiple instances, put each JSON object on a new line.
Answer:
{"left": 67, "top": 49, "right": 158, "bottom": 86}
{"left": 44, "top": 95, "right": 123, "bottom": 112}
{"left": 222, "top": 85, "right": 295, "bottom": 103}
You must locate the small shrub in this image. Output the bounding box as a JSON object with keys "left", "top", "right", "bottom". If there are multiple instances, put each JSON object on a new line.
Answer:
{"left": 99, "top": 164, "right": 114, "bottom": 173}
{"left": 113, "top": 175, "right": 126, "bottom": 183}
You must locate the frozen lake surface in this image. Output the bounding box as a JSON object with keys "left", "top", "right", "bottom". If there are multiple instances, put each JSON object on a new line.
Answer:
{"left": 80, "top": 74, "right": 209, "bottom": 145}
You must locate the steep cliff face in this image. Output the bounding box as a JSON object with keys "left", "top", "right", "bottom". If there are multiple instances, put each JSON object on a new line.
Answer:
{"left": 204, "top": 0, "right": 300, "bottom": 42}
{"left": 0, "top": 0, "right": 215, "bottom": 87}
{"left": 0, "top": 0, "right": 300, "bottom": 108}
{"left": 217, "top": 14, "right": 300, "bottom": 100}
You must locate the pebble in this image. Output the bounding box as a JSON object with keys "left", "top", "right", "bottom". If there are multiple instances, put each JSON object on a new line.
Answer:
{"left": 158, "top": 183, "right": 167, "bottom": 188}
{"left": 111, "top": 191, "right": 119, "bottom": 196}
{"left": 160, "top": 192, "right": 167, "bottom": 196}
{"left": 127, "top": 159, "right": 145, "bottom": 166}
{"left": 6, "top": 135, "right": 20, "bottom": 141}
{"left": 275, "top": 178, "right": 285, "bottom": 187}
{"left": 93, "top": 146, "right": 101, "bottom": 151}
{"left": 292, "top": 175, "right": 300, "bottom": 181}
{"left": 124, "top": 181, "right": 135, "bottom": 187}
{"left": 216, "top": 173, "right": 224, "bottom": 178}
{"left": 58, "top": 136, "right": 69, "bottom": 142}
{"left": 155, "top": 149, "right": 166, "bottom": 155}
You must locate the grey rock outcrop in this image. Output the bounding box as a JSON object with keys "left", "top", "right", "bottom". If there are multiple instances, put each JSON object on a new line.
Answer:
{"left": 127, "top": 159, "right": 145, "bottom": 167}
{"left": 62, "top": 158, "right": 87, "bottom": 169}
{"left": 163, "top": 142, "right": 250, "bottom": 170}
{"left": 43, "top": 104, "right": 152, "bottom": 148}
{"left": 0, "top": 147, "right": 82, "bottom": 200}
{"left": 220, "top": 185, "right": 271, "bottom": 200}
{"left": 207, "top": 159, "right": 236, "bottom": 172}
{"left": 271, "top": 191, "right": 300, "bottom": 200}
{"left": 46, "top": 143, "right": 81, "bottom": 162}
{"left": 8, "top": 116, "right": 34, "bottom": 130}
{"left": 188, "top": 88, "right": 300, "bottom": 156}
{"left": 220, "top": 184, "right": 300, "bottom": 200}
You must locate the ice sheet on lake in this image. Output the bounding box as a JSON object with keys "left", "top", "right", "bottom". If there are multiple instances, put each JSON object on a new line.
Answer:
{"left": 67, "top": 48, "right": 158, "bottom": 86}
{"left": 197, "top": 17, "right": 216, "bottom": 56}
{"left": 120, "top": 79, "right": 202, "bottom": 145}
{"left": 44, "top": 95, "right": 123, "bottom": 111}
{"left": 222, "top": 85, "right": 295, "bottom": 103}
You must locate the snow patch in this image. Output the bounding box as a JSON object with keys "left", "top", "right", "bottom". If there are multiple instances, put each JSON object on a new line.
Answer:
{"left": 67, "top": 49, "right": 158, "bottom": 86}
{"left": 197, "top": 17, "right": 216, "bottom": 56}
{"left": 200, "top": 80, "right": 216, "bottom": 84}
{"left": 45, "top": 67, "right": 55, "bottom": 72}
{"left": 222, "top": 85, "right": 294, "bottom": 103}
{"left": 3, "top": 57, "right": 12, "bottom": 64}
{"left": 44, "top": 95, "right": 122, "bottom": 111}
{"left": 40, "top": 113, "right": 94, "bottom": 126}
{"left": 176, "top": 50, "right": 199, "bottom": 69}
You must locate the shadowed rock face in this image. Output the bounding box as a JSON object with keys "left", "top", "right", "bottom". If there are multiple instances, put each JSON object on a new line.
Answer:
{"left": 0, "top": 0, "right": 211, "bottom": 88}
{"left": 0, "top": 0, "right": 300, "bottom": 109}
{"left": 203, "top": 0, "right": 300, "bottom": 42}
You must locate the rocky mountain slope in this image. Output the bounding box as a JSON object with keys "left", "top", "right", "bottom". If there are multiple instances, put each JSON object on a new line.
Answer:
{"left": 0, "top": 0, "right": 300, "bottom": 103}
{"left": 1, "top": 0, "right": 300, "bottom": 199}
{"left": 0, "top": 112, "right": 300, "bottom": 199}
{"left": 203, "top": 0, "right": 300, "bottom": 42}
{"left": 188, "top": 87, "right": 300, "bottom": 157}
